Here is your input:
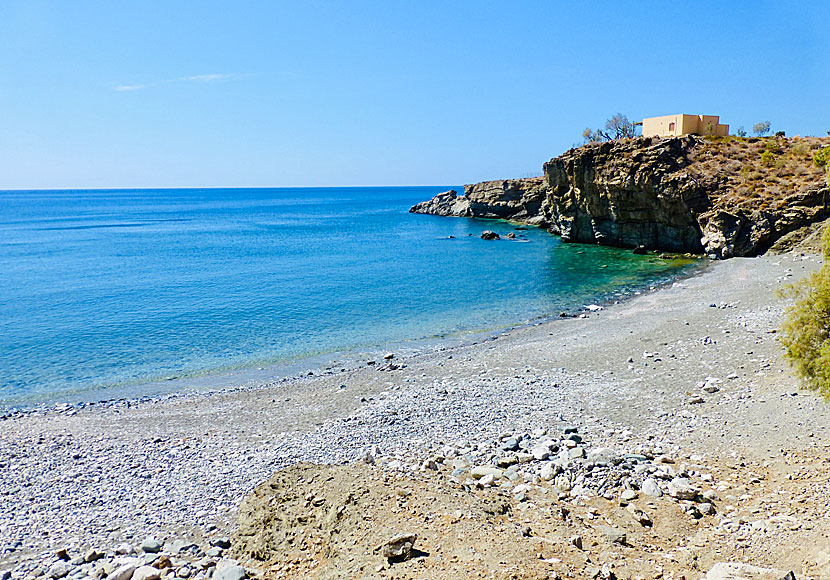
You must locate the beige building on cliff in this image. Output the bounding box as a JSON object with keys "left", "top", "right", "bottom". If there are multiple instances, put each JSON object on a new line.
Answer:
{"left": 641, "top": 114, "right": 729, "bottom": 138}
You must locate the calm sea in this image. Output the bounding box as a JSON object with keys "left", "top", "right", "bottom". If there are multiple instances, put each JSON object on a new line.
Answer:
{"left": 0, "top": 187, "right": 698, "bottom": 406}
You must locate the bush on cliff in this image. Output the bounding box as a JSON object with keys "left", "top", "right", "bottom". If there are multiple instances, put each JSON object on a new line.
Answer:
{"left": 780, "top": 225, "right": 830, "bottom": 398}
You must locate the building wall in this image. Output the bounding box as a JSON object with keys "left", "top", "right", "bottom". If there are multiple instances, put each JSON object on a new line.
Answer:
{"left": 642, "top": 114, "right": 729, "bottom": 137}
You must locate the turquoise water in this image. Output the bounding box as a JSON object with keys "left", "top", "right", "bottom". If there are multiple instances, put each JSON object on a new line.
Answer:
{"left": 0, "top": 187, "right": 698, "bottom": 406}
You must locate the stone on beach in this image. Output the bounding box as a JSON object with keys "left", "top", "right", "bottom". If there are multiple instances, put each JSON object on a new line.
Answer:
{"left": 214, "top": 559, "right": 247, "bottom": 580}
{"left": 131, "top": 566, "right": 161, "bottom": 580}
{"left": 140, "top": 537, "right": 162, "bottom": 554}
{"left": 380, "top": 533, "right": 417, "bottom": 560}
{"left": 642, "top": 478, "right": 663, "bottom": 497}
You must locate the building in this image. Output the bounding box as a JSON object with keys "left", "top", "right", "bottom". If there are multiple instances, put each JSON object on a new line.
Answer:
{"left": 640, "top": 114, "right": 729, "bottom": 138}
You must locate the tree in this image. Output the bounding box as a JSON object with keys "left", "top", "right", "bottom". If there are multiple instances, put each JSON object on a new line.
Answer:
{"left": 735, "top": 126, "right": 747, "bottom": 137}
{"left": 753, "top": 121, "right": 771, "bottom": 137}
{"left": 582, "top": 113, "right": 638, "bottom": 143}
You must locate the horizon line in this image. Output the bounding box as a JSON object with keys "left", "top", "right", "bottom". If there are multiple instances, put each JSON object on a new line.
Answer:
{"left": 0, "top": 184, "right": 469, "bottom": 192}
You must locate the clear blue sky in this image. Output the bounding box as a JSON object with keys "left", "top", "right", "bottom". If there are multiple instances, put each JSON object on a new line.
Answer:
{"left": 1, "top": 1, "right": 828, "bottom": 189}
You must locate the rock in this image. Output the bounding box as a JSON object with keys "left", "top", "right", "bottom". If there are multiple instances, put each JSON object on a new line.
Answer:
{"left": 48, "top": 561, "right": 71, "bottom": 579}
{"left": 55, "top": 548, "right": 69, "bottom": 561}
{"left": 642, "top": 478, "right": 663, "bottom": 497}
{"left": 107, "top": 562, "right": 139, "bottom": 580}
{"left": 540, "top": 462, "right": 558, "bottom": 481}
{"left": 688, "top": 395, "right": 705, "bottom": 404}
{"left": 409, "top": 190, "right": 471, "bottom": 217}
{"left": 210, "top": 538, "right": 231, "bottom": 550}
{"left": 531, "top": 446, "right": 551, "bottom": 461}
{"left": 479, "top": 473, "right": 495, "bottom": 486}
{"left": 379, "top": 533, "right": 417, "bottom": 560}
{"left": 131, "top": 567, "right": 160, "bottom": 580}
{"left": 470, "top": 466, "right": 503, "bottom": 480}
{"left": 481, "top": 230, "right": 500, "bottom": 240}
{"left": 698, "top": 502, "right": 717, "bottom": 515}
{"left": 85, "top": 549, "right": 105, "bottom": 563}
{"left": 598, "top": 525, "right": 626, "bottom": 545}
{"left": 140, "top": 538, "right": 162, "bottom": 554}
{"left": 214, "top": 560, "right": 246, "bottom": 580}
{"left": 114, "top": 543, "right": 133, "bottom": 555}
{"left": 704, "top": 563, "right": 794, "bottom": 580}
{"left": 620, "top": 489, "right": 638, "bottom": 502}
{"left": 506, "top": 232, "right": 516, "bottom": 239}
{"left": 633, "top": 245, "right": 648, "bottom": 254}
{"left": 497, "top": 455, "right": 518, "bottom": 468}
{"left": 362, "top": 445, "right": 380, "bottom": 465}
{"left": 626, "top": 503, "right": 653, "bottom": 526}
{"left": 383, "top": 353, "right": 394, "bottom": 360}
{"left": 667, "top": 477, "right": 699, "bottom": 500}
{"left": 501, "top": 438, "right": 520, "bottom": 451}
{"left": 569, "top": 535, "right": 583, "bottom": 550}
{"left": 169, "top": 540, "right": 197, "bottom": 554}
{"left": 206, "top": 547, "right": 223, "bottom": 558}
{"left": 568, "top": 446, "right": 586, "bottom": 459}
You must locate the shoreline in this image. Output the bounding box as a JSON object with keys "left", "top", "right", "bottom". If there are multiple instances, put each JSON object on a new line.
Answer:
{"left": 3, "top": 251, "right": 830, "bottom": 577}
{"left": 1, "top": 254, "right": 707, "bottom": 414}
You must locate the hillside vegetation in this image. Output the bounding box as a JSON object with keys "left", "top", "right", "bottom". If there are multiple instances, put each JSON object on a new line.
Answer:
{"left": 690, "top": 135, "right": 830, "bottom": 216}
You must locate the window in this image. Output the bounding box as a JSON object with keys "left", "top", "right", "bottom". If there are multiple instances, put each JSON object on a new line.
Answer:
{"left": 668, "top": 122, "right": 676, "bottom": 132}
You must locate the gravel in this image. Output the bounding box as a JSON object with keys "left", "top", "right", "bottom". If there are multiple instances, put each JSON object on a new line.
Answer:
{"left": 2, "top": 253, "right": 830, "bottom": 578}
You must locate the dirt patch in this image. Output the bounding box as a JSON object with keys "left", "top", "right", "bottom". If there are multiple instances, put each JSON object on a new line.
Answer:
{"left": 232, "top": 450, "right": 830, "bottom": 580}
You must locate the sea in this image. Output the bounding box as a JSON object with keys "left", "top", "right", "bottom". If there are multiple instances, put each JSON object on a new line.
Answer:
{"left": 0, "top": 187, "right": 700, "bottom": 407}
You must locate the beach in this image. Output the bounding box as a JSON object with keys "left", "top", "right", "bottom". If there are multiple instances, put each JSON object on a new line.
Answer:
{"left": 3, "top": 251, "right": 830, "bottom": 578}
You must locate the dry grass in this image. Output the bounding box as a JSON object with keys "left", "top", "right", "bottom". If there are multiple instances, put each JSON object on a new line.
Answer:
{"left": 690, "top": 136, "right": 830, "bottom": 215}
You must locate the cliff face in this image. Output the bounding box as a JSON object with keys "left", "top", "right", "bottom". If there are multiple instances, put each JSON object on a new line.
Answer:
{"left": 411, "top": 136, "right": 830, "bottom": 258}
{"left": 544, "top": 136, "right": 709, "bottom": 253}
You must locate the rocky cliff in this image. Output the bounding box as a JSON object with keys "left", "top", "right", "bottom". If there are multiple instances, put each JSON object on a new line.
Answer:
{"left": 411, "top": 136, "right": 830, "bottom": 258}
{"left": 410, "top": 178, "right": 548, "bottom": 226}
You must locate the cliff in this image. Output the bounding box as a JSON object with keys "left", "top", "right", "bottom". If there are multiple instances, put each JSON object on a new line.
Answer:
{"left": 411, "top": 136, "right": 830, "bottom": 258}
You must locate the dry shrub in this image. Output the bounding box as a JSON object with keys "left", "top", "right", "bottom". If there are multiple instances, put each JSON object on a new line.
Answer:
{"left": 780, "top": 225, "right": 830, "bottom": 398}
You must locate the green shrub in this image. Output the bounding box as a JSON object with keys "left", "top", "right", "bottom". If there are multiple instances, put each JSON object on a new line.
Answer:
{"left": 814, "top": 146, "right": 830, "bottom": 167}
{"left": 760, "top": 150, "right": 775, "bottom": 167}
{"left": 764, "top": 138, "right": 782, "bottom": 154}
{"left": 780, "top": 225, "right": 830, "bottom": 398}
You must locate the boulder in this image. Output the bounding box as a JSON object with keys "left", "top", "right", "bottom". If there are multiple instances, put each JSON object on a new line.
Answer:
{"left": 481, "top": 230, "right": 500, "bottom": 240}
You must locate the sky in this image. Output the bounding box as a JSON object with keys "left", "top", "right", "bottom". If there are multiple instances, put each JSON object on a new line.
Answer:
{"left": 1, "top": 1, "right": 829, "bottom": 189}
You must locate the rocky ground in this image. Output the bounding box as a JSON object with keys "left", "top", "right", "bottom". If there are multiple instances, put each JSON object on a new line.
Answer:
{"left": 2, "top": 250, "right": 830, "bottom": 579}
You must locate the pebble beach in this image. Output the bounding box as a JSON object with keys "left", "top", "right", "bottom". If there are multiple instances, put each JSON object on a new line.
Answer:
{"left": 3, "top": 252, "right": 830, "bottom": 579}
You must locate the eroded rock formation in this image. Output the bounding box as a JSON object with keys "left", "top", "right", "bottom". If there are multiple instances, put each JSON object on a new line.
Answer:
{"left": 411, "top": 136, "right": 830, "bottom": 258}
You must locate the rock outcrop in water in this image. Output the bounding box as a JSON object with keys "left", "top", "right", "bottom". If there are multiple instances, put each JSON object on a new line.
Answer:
{"left": 411, "top": 136, "right": 830, "bottom": 258}
{"left": 410, "top": 178, "right": 548, "bottom": 226}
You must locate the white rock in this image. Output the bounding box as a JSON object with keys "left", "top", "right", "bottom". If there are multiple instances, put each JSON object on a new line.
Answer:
{"left": 540, "top": 462, "right": 558, "bottom": 481}
{"left": 106, "top": 562, "right": 139, "bottom": 580}
{"left": 132, "top": 566, "right": 161, "bottom": 580}
{"left": 642, "top": 478, "right": 663, "bottom": 497}
{"left": 530, "top": 446, "right": 550, "bottom": 461}
{"left": 667, "top": 477, "right": 699, "bottom": 500}
{"left": 214, "top": 560, "right": 246, "bottom": 580}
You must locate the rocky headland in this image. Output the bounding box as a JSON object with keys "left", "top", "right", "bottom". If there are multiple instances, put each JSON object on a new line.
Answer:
{"left": 410, "top": 136, "right": 830, "bottom": 258}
